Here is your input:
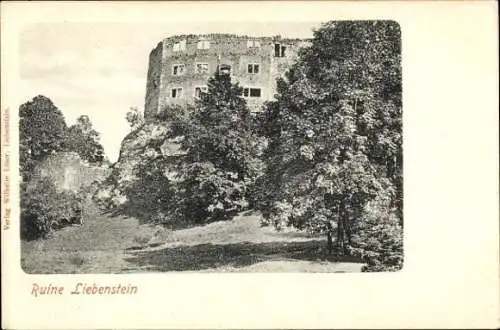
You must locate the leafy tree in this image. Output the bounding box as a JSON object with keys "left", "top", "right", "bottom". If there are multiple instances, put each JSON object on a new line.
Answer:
{"left": 19, "top": 95, "right": 68, "bottom": 180}
{"left": 257, "top": 21, "right": 402, "bottom": 267}
{"left": 19, "top": 96, "right": 106, "bottom": 240}
{"left": 348, "top": 194, "right": 404, "bottom": 272}
{"left": 125, "top": 106, "right": 145, "bottom": 131}
{"left": 179, "top": 70, "right": 262, "bottom": 223}
{"left": 155, "top": 104, "right": 192, "bottom": 137}
{"left": 122, "top": 155, "right": 181, "bottom": 226}
{"left": 66, "top": 115, "right": 105, "bottom": 164}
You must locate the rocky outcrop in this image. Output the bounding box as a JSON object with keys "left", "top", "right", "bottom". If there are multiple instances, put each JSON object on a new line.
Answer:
{"left": 96, "top": 120, "right": 184, "bottom": 209}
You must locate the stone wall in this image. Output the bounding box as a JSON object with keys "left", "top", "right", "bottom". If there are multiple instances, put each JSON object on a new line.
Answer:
{"left": 144, "top": 34, "right": 310, "bottom": 120}
{"left": 144, "top": 42, "right": 164, "bottom": 119}
{"left": 29, "top": 152, "right": 111, "bottom": 193}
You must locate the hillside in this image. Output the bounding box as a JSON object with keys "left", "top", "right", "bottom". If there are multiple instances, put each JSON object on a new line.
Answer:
{"left": 21, "top": 205, "right": 364, "bottom": 273}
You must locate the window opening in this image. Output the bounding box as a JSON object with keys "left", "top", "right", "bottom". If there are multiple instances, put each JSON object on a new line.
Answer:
{"left": 247, "top": 40, "right": 261, "bottom": 48}
{"left": 243, "top": 88, "right": 261, "bottom": 98}
{"left": 197, "top": 40, "right": 210, "bottom": 50}
{"left": 274, "top": 43, "right": 287, "bottom": 57}
{"left": 172, "top": 64, "right": 185, "bottom": 75}
{"left": 171, "top": 88, "right": 183, "bottom": 98}
{"left": 248, "top": 64, "right": 260, "bottom": 74}
{"left": 173, "top": 40, "right": 186, "bottom": 52}
{"left": 196, "top": 63, "right": 209, "bottom": 74}
{"left": 194, "top": 86, "right": 208, "bottom": 98}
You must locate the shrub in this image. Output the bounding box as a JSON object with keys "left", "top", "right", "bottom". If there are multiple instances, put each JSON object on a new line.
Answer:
{"left": 348, "top": 198, "right": 403, "bottom": 272}
{"left": 180, "top": 162, "right": 248, "bottom": 224}
{"left": 121, "top": 155, "right": 182, "bottom": 224}
{"left": 21, "top": 178, "right": 83, "bottom": 240}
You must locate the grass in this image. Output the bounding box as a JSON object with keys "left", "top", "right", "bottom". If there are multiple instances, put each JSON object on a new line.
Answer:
{"left": 68, "top": 253, "right": 87, "bottom": 267}
{"left": 21, "top": 205, "right": 365, "bottom": 273}
{"left": 133, "top": 232, "right": 153, "bottom": 245}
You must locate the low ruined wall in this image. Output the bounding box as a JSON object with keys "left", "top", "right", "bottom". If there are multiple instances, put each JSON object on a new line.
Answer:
{"left": 29, "top": 152, "right": 111, "bottom": 193}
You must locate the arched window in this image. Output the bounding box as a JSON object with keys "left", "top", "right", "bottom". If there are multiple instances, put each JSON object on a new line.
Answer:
{"left": 194, "top": 86, "right": 208, "bottom": 99}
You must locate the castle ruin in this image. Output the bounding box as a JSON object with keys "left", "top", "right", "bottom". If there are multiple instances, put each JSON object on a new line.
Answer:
{"left": 144, "top": 34, "right": 310, "bottom": 120}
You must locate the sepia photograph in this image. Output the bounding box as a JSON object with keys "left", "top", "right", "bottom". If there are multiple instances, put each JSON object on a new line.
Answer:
{"left": 2, "top": 1, "right": 498, "bottom": 329}
{"left": 18, "top": 20, "right": 402, "bottom": 274}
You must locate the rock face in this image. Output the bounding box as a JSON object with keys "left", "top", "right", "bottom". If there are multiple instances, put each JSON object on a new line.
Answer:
{"left": 96, "top": 120, "right": 184, "bottom": 209}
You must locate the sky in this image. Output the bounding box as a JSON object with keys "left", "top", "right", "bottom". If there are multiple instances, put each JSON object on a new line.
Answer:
{"left": 19, "top": 22, "right": 321, "bottom": 162}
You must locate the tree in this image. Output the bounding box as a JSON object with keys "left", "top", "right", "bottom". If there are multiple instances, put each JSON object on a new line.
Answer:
{"left": 348, "top": 194, "right": 404, "bottom": 272}
{"left": 66, "top": 115, "right": 105, "bottom": 164}
{"left": 178, "top": 70, "right": 262, "bottom": 223}
{"left": 19, "top": 95, "right": 68, "bottom": 180}
{"left": 257, "top": 21, "right": 402, "bottom": 265}
{"left": 125, "top": 107, "right": 145, "bottom": 131}
{"left": 19, "top": 96, "right": 106, "bottom": 240}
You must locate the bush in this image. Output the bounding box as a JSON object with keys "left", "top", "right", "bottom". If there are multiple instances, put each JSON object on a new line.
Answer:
{"left": 348, "top": 198, "right": 403, "bottom": 272}
{"left": 120, "top": 155, "right": 182, "bottom": 224}
{"left": 21, "top": 178, "right": 83, "bottom": 240}
{"left": 180, "top": 162, "right": 248, "bottom": 224}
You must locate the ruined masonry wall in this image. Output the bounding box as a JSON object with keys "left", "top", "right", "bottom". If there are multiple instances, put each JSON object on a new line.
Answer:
{"left": 144, "top": 42, "right": 163, "bottom": 119}
{"left": 144, "top": 34, "right": 310, "bottom": 120}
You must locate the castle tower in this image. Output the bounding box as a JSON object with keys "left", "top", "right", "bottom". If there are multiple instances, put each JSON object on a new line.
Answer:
{"left": 144, "top": 34, "right": 310, "bottom": 120}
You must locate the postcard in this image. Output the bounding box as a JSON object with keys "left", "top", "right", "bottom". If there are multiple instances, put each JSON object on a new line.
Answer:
{"left": 1, "top": 1, "right": 498, "bottom": 329}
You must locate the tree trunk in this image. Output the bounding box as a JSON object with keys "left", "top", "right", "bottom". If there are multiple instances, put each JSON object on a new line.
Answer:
{"left": 326, "top": 221, "right": 333, "bottom": 254}
{"left": 345, "top": 222, "right": 352, "bottom": 255}
{"left": 327, "top": 230, "right": 333, "bottom": 254}
{"left": 337, "top": 200, "right": 349, "bottom": 255}
{"left": 324, "top": 194, "right": 335, "bottom": 254}
{"left": 336, "top": 217, "right": 344, "bottom": 254}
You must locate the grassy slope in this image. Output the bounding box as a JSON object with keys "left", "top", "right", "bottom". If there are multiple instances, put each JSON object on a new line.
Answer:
{"left": 21, "top": 206, "right": 364, "bottom": 273}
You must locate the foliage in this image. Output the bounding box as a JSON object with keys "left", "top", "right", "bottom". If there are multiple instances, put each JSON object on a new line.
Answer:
{"left": 65, "top": 115, "right": 105, "bottom": 164}
{"left": 19, "top": 96, "right": 107, "bottom": 180}
{"left": 114, "top": 72, "right": 264, "bottom": 227}
{"left": 179, "top": 162, "right": 248, "bottom": 223}
{"left": 255, "top": 20, "right": 402, "bottom": 266}
{"left": 348, "top": 196, "right": 404, "bottom": 272}
{"left": 19, "top": 95, "right": 68, "bottom": 180}
{"left": 155, "top": 104, "right": 190, "bottom": 123}
{"left": 19, "top": 96, "right": 107, "bottom": 240}
{"left": 68, "top": 21, "right": 403, "bottom": 273}
{"left": 122, "top": 154, "right": 182, "bottom": 226}
{"left": 178, "top": 70, "right": 262, "bottom": 222}
{"left": 20, "top": 178, "right": 83, "bottom": 240}
{"left": 125, "top": 107, "right": 145, "bottom": 131}
{"left": 155, "top": 104, "right": 192, "bottom": 137}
